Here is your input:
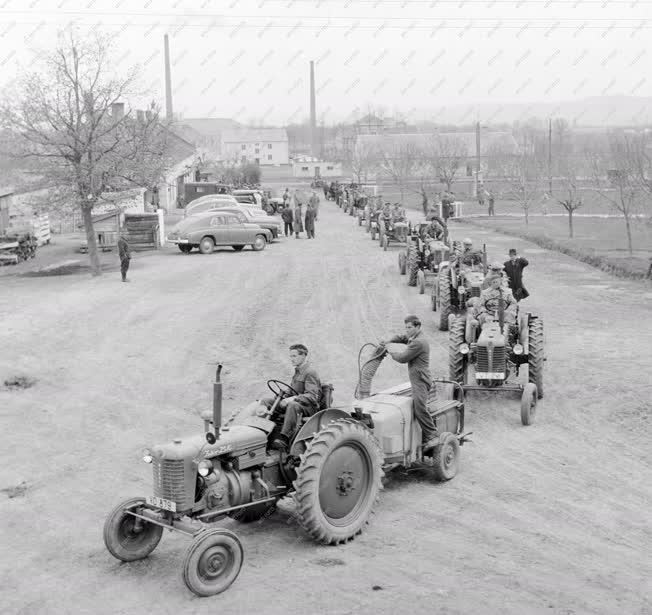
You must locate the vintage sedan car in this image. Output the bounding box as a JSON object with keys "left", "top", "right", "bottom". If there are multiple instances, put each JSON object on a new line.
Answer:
{"left": 184, "top": 195, "right": 239, "bottom": 217}
{"left": 167, "top": 211, "right": 272, "bottom": 254}
{"left": 232, "top": 189, "right": 263, "bottom": 207}
{"left": 208, "top": 206, "right": 283, "bottom": 239}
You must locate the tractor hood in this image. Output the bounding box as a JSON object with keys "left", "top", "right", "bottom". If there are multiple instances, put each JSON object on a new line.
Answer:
{"left": 148, "top": 424, "right": 268, "bottom": 462}
{"left": 477, "top": 322, "right": 506, "bottom": 347}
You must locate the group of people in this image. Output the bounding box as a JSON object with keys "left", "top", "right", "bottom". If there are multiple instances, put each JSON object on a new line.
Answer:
{"left": 279, "top": 188, "right": 321, "bottom": 239}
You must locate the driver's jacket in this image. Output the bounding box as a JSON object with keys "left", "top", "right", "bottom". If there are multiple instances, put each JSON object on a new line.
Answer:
{"left": 458, "top": 249, "right": 483, "bottom": 266}
{"left": 290, "top": 361, "right": 322, "bottom": 410}
{"left": 474, "top": 287, "right": 517, "bottom": 322}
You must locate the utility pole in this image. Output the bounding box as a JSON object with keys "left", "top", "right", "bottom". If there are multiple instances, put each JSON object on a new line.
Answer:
{"left": 475, "top": 120, "right": 481, "bottom": 197}
{"left": 548, "top": 117, "right": 553, "bottom": 197}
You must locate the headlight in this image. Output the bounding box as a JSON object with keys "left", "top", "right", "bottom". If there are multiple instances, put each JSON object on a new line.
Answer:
{"left": 198, "top": 459, "right": 214, "bottom": 477}
{"left": 459, "top": 343, "right": 470, "bottom": 354}
{"left": 142, "top": 449, "right": 153, "bottom": 464}
{"left": 513, "top": 343, "right": 524, "bottom": 355}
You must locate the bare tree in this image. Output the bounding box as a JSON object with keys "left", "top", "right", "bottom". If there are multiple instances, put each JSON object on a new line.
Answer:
{"left": 378, "top": 141, "right": 419, "bottom": 203}
{"left": 504, "top": 152, "right": 543, "bottom": 225}
{"left": 0, "top": 30, "right": 173, "bottom": 275}
{"left": 556, "top": 159, "right": 583, "bottom": 238}
{"left": 349, "top": 138, "right": 378, "bottom": 184}
{"left": 587, "top": 134, "right": 641, "bottom": 255}
{"left": 431, "top": 135, "right": 466, "bottom": 191}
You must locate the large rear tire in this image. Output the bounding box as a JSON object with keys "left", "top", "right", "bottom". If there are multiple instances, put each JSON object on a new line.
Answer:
{"left": 438, "top": 266, "right": 452, "bottom": 331}
{"left": 103, "top": 497, "right": 163, "bottom": 562}
{"left": 448, "top": 316, "right": 466, "bottom": 383}
{"left": 528, "top": 318, "right": 544, "bottom": 399}
{"left": 407, "top": 244, "right": 419, "bottom": 286}
{"left": 182, "top": 529, "right": 244, "bottom": 597}
{"left": 293, "top": 419, "right": 383, "bottom": 545}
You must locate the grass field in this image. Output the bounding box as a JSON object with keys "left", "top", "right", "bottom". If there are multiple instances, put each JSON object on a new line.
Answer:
{"left": 459, "top": 214, "right": 652, "bottom": 278}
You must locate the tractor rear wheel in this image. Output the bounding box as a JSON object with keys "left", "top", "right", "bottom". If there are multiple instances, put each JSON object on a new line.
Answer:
{"left": 520, "top": 383, "right": 538, "bottom": 426}
{"left": 293, "top": 419, "right": 383, "bottom": 545}
{"left": 438, "top": 266, "right": 452, "bottom": 331}
{"left": 103, "top": 497, "right": 163, "bottom": 562}
{"left": 431, "top": 433, "right": 460, "bottom": 481}
{"left": 182, "top": 529, "right": 244, "bottom": 597}
{"left": 430, "top": 283, "right": 437, "bottom": 311}
{"left": 448, "top": 316, "right": 466, "bottom": 383}
{"left": 528, "top": 318, "right": 544, "bottom": 399}
{"left": 417, "top": 269, "right": 426, "bottom": 294}
{"left": 407, "top": 245, "right": 418, "bottom": 286}
{"left": 398, "top": 251, "right": 407, "bottom": 274}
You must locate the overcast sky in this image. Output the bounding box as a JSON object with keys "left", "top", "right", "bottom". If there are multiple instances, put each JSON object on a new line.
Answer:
{"left": 1, "top": 0, "right": 651, "bottom": 126}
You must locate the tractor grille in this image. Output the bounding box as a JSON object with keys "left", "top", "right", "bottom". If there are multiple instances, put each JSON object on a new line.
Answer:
{"left": 477, "top": 346, "right": 506, "bottom": 373}
{"left": 468, "top": 286, "right": 481, "bottom": 298}
{"left": 153, "top": 458, "right": 187, "bottom": 506}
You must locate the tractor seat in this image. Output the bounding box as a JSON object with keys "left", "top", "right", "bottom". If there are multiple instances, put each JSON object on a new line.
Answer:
{"left": 320, "top": 383, "right": 334, "bottom": 410}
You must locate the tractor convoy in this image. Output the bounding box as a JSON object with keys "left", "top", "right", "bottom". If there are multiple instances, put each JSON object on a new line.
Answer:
{"left": 104, "top": 189, "right": 545, "bottom": 598}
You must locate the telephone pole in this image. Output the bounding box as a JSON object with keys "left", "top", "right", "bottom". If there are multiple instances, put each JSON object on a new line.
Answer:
{"left": 548, "top": 117, "right": 553, "bottom": 196}
{"left": 475, "top": 120, "right": 481, "bottom": 197}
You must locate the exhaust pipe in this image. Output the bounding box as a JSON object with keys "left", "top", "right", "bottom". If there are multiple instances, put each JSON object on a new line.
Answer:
{"left": 213, "top": 364, "right": 223, "bottom": 439}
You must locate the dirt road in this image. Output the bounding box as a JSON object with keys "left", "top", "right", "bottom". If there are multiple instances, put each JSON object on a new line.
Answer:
{"left": 1, "top": 204, "right": 651, "bottom": 615}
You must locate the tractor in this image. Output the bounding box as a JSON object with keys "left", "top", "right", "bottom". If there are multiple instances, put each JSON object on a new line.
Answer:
{"left": 399, "top": 222, "right": 451, "bottom": 294}
{"left": 104, "top": 352, "right": 468, "bottom": 597}
{"left": 448, "top": 293, "right": 545, "bottom": 426}
{"left": 432, "top": 244, "right": 488, "bottom": 331}
{"left": 378, "top": 215, "right": 410, "bottom": 251}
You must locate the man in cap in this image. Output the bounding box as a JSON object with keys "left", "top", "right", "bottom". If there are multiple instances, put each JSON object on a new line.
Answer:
{"left": 482, "top": 261, "right": 509, "bottom": 290}
{"left": 503, "top": 248, "right": 530, "bottom": 301}
{"left": 458, "top": 238, "right": 483, "bottom": 266}
{"left": 475, "top": 275, "right": 518, "bottom": 328}
{"left": 117, "top": 231, "right": 131, "bottom": 282}
{"left": 391, "top": 202, "right": 407, "bottom": 223}
{"left": 379, "top": 315, "right": 440, "bottom": 455}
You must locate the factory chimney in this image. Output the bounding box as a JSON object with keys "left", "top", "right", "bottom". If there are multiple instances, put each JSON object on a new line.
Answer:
{"left": 310, "top": 60, "right": 317, "bottom": 159}
{"left": 164, "top": 34, "right": 173, "bottom": 121}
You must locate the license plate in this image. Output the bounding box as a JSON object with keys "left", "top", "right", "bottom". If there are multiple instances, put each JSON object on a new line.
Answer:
{"left": 146, "top": 495, "right": 177, "bottom": 512}
{"left": 475, "top": 372, "right": 505, "bottom": 380}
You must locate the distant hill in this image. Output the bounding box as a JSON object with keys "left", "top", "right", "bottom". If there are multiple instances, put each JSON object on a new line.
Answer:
{"left": 406, "top": 96, "right": 652, "bottom": 127}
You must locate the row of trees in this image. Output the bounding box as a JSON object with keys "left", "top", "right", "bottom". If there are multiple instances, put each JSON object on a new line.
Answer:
{"left": 0, "top": 31, "right": 175, "bottom": 275}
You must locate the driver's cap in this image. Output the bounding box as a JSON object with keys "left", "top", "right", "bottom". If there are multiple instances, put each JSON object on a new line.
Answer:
{"left": 490, "top": 261, "right": 504, "bottom": 270}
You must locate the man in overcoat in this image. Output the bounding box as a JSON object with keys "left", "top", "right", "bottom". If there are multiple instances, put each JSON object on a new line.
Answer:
{"left": 503, "top": 248, "right": 530, "bottom": 301}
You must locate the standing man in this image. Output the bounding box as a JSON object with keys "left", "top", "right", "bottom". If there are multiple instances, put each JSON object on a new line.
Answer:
{"left": 503, "top": 248, "right": 529, "bottom": 301}
{"left": 478, "top": 186, "right": 485, "bottom": 210}
{"left": 379, "top": 316, "right": 440, "bottom": 454}
{"left": 281, "top": 205, "right": 294, "bottom": 237}
{"left": 305, "top": 202, "right": 316, "bottom": 239}
{"left": 283, "top": 187, "right": 290, "bottom": 209}
{"left": 488, "top": 190, "right": 495, "bottom": 216}
{"left": 293, "top": 203, "right": 304, "bottom": 239}
{"left": 309, "top": 190, "right": 320, "bottom": 221}
{"left": 117, "top": 231, "right": 131, "bottom": 282}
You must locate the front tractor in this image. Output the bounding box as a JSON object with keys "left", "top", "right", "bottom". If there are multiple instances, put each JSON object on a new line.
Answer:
{"left": 432, "top": 245, "right": 488, "bottom": 331}
{"left": 104, "top": 354, "right": 469, "bottom": 597}
{"left": 398, "top": 223, "right": 451, "bottom": 294}
{"left": 448, "top": 300, "right": 545, "bottom": 425}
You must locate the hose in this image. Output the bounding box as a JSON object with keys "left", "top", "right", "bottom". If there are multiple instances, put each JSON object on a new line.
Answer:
{"left": 354, "top": 343, "right": 388, "bottom": 400}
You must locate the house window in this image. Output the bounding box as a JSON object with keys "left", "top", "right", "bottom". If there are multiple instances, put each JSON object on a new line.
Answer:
{"left": 268, "top": 144, "right": 272, "bottom": 149}
{"left": 255, "top": 148, "right": 259, "bottom": 154}
{"left": 255, "top": 143, "right": 259, "bottom": 146}
{"left": 301, "top": 166, "right": 309, "bottom": 171}
{"left": 326, "top": 166, "right": 333, "bottom": 170}
{"left": 241, "top": 144, "right": 246, "bottom": 150}
{"left": 267, "top": 154, "right": 272, "bottom": 160}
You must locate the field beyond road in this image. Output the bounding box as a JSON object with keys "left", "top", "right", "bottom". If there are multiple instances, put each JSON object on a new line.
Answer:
{"left": 1, "top": 205, "right": 651, "bottom": 615}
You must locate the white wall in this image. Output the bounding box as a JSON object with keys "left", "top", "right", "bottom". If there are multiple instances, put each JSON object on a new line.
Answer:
{"left": 222, "top": 140, "right": 289, "bottom": 165}
{"left": 292, "top": 161, "right": 343, "bottom": 177}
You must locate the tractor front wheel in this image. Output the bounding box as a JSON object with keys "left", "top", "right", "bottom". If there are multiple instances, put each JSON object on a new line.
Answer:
{"left": 431, "top": 433, "right": 460, "bottom": 481}
{"left": 182, "top": 529, "right": 244, "bottom": 597}
{"left": 448, "top": 316, "right": 466, "bottom": 383}
{"left": 437, "top": 266, "right": 452, "bottom": 331}
{"left": 407, "top": 245, "right": 419, "bottom": 286}
{"left": 293, "top": 419, "right": 383, "bottom": 545}
{"left": 520, "top": 383, "right": 538, "bottom": 426}
{"left": 430, "top": 283, "right": 437, "bottom": 311}
{"left": 103, "top": 497, "right": 163, "bottom": 562}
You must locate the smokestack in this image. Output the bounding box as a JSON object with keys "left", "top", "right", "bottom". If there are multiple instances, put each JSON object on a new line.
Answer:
{"left": 164, "top": 34, "right": 173, "bottom": 121}
{"left": 310, "top": 60, "right": 317, "bottom": 158}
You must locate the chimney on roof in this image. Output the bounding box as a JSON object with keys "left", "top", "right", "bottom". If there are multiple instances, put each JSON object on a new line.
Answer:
{"left": 164, "top": 34, "right": 173, "bottom": 121}
{"left": 310, "top": 60, "right": 317, "bottom": 159}
{"left": 111, "top": 102, "right": 125, "bottom": 119}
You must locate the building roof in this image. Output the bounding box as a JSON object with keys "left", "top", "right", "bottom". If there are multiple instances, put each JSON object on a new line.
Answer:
{"left": 356, "top": 131, "right": 519, "bottom": 156}
{"left": 221, "top": 128, "right": 288, "bottom": 144}
{"left": 182, "top": 118, "right": 243, "bottom": 135}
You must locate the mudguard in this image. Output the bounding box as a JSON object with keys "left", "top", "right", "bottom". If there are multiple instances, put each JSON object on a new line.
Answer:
{"left": 290, "top": 408, "right": 352, "bottom": 455}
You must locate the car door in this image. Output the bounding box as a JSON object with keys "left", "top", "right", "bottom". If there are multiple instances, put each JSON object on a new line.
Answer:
{"left": 225, "top": 213, "right": 250, "bottom": 244}
{"left": 207, "top": 215, "right": 228, "bottom": 245}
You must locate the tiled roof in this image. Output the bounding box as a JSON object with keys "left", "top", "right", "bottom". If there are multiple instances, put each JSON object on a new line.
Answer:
{"left": 221, "top": 128, "right": 288, "bottom": 143}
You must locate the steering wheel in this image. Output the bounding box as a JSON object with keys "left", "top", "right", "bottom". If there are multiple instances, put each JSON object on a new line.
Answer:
{"left": 267, "top": 379, "right": 299, "bottom": 398}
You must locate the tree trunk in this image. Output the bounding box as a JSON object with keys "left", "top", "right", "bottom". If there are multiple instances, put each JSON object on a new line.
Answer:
{"left": 568, "top": 209, "right": 574, "bottom": 238}
{"left": 81, "top": 205, "right": 102, "bottom": 276}
{"left": 624, "top": 212, "right": 634, "bottom": 255}
{"left": 524, "top": 204, "right": 529, "bottom": 225}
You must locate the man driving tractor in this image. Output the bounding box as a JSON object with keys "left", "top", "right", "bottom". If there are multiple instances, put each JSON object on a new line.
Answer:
{"left": 379, "top": 316, "right": 440, "bottom": 455}
{"left": 474, "top": 275, "right": 518, "bottom": 327}
{"left": 391, "top": 203, "right": 407, "bottom": 223}
{"left": 458, "top": 238, "right": 483, "bottom": 266}
{"left": 244, "top": 344, "right": 322, "bottom": 452}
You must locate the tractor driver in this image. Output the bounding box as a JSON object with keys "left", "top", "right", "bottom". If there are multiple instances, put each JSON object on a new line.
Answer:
{"left": 424, "top": 217, "right": 445, "bottom": 241}
{"left": 245, "top": 344, "right": 322, "bottom": 453}
{"left": 474, "top": 275, "right": 518, "bottom": 327}
{"left": 391, "top": 203, "right": 407, "bottom": 223}
{"left": 458, "top": 238, "right": 483, "bottom": 267}
{"left": 379, "top": 316, "right": 440, "bottom": 455}
{"left": 481, "top": 261, "right": 509, "bottom": 290}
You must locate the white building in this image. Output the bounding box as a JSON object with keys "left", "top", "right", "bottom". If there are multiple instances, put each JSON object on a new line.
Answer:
{"left": 220, "top": 128, "right": 289, "bottom": 166}
{"left": 292, "top": 157, "right": 343, "bottom": 178}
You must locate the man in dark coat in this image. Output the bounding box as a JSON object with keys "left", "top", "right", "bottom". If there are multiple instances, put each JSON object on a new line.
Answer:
{"left": 281, "top": 206, "right": 294, "bottom": 237}
{"left": 503, "top": 248, "right": 529, "bottom": 301}
{"left": 293, "top": 203, "right": 304, "bottom": 238}
{"left": 117, "top": 232, "right": 131, "bottom": 282}
{"left": 380, "top": 315, "right": 440, "bottom": 454}
{"left": 305, "top": 203, "right": 316, "bottom": 239}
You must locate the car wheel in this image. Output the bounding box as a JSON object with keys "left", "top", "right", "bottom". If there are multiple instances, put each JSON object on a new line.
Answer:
{"left": 199, "top": 236, "right": 215, "bottom": 254}
{"left": 252, "top": 235, "right": 266, "bottom": 251}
